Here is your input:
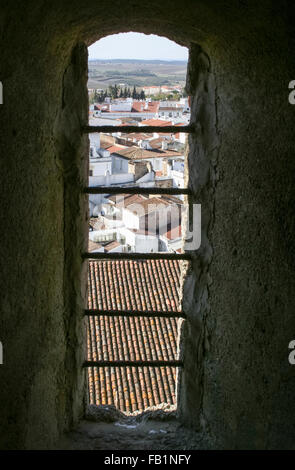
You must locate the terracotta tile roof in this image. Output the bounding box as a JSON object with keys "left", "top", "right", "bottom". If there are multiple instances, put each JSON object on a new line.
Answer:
{"left": 162, "top": 225, "right": 182, "bottom": 240}
{"left": 126, "top": 196, "right": 172, "bottom": 216}
{"left": 87, "top": 259, "right": 183, "bottom": 413}
{"left": 120, "top": 132, "right": 153, "bottom": 141}
{"left": 120, "top": 121, "right": 139, "bottom": 126}
{"left": 87, "top": 365, "right": 177, "bottom": 412}
{"left": 89, "top": 218, "right": 106, "bottom": 231}
{"left": 94, "top": 101, "right": 159, "bottom": 114}
{"left": 148, "top": 137, "right": 170, "bottom": 149}
{"left": 161, "top": 86, "right": 181, "bottom": 91}
{"left": 100, "top": 135, "right": 116, "bottom": 148}
{"left": 88, "top": 240, "right": 103, "bottom": 252}
{"left": 158, "top": 106, "right": 184, "bottom": 111}
{"left": 106, "top": 144, "right": 127, "bottom": 153}
{"left": 88, "top": 259, "right": 181, "bottom": 312}
{"left": 107, "top": 194, "right": 182, "bottom": 219}
{"left": 131, "top": 101, "right": 159, "bottom": 113}
{"left": 159, "top": 195, "right": 184, "bottom": 205}
{"left": 107, "top": 194, "right": 146, "bottom": 206}
{"left": 113, "top": 146, "right": 182, "bottom": 161}
{"left": 140, "top": 119, "right": 171, "bottom": 126}
{"left": 130, "top": 102, "right": 144, "bottom": 112}
{"left": 104, "top": 241, "right": 121, "bottom": 252}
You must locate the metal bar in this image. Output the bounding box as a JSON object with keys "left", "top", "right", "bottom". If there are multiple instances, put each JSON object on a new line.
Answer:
{"left": 84, "top": 186, "right": 192, "bottom": 195}
{"left": 83, "top": 125, "right": 194, "bottom": 134}
{"left": 83, "top": 360, "right": 183, "bottom": 368}
{"left": 82, "top": 252, "right": 192, "bottom": 261}
{"left": 85, "top": 308, "right": 187, "bottom": 319}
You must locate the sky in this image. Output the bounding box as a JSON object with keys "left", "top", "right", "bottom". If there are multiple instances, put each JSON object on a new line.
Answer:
{"left": 88, "top": 33, "right": 188, "bottom": 61}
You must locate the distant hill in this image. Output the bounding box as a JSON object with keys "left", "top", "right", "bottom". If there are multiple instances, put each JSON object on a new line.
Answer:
{"left": 88, "top": 59, "right": 188, "bottom": 90}
{"left": 88, "top": 58, "right": 188, "bottom": 65}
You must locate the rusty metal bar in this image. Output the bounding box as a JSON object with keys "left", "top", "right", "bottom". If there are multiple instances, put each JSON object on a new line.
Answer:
{"left": 84, "top": 186, "right": 191, "bottom": 195}
{"left": 82, "top": 252, "right": 192, "bottom": 261}
{"left": 83, "top": 125, "right": 194, "bottom": 134}
{"left": 85, "top": 308, "right": 186, "bottom": 319}
{"left": 83, "top": 360, "right": 183, "bottom": 368}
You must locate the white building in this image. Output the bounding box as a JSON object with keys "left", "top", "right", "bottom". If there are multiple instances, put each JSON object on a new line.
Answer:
{"left": 90, "top": 115, "right": 123, "bottom": 126}
{"left": 109, "top": 99, "right": 133, "bottom": 112}
{"left": 89, "top": 150, "right": 112, "bottom": 177}
{"left": 167, "top": 159, "right": 185, "bottom": 188}
{"left": 91, "top": 99, "right": 160, "bottom": 121}
{"left": 112, "top": 153, "right": 130, "bottom": 174}
{"left": 157, "top": 102, "right": 185, "bottom": 120}
{"left": 119, "top": 227, "right": 159, "bottom": 253}
{"left": 121, "top": 195, "right": 181, "bottom": 233}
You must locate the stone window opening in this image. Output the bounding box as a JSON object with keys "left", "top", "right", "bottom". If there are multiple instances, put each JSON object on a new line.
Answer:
{"left": 82, "top": 34, "right": 199, "bottom": 420}
{"left": 53, "top": 29, "right": 216, "bottom": 446}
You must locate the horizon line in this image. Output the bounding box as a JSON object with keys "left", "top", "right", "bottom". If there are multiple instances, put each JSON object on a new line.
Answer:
{"left": 88, "top": 57, "right": 188, "bottom": 62}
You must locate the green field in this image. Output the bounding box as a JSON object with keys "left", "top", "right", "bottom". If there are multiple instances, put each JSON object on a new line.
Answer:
{"left": 88, "top": 59, "right": 188, "bottom": 90}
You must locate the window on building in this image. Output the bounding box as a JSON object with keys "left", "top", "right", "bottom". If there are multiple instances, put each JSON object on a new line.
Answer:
{"left": 84, "top": 33, "right": 193, "bottom": 414}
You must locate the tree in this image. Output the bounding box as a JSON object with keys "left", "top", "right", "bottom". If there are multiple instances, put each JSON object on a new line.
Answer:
{"left": 94, "top": 89, "right": 100, "bottom": 102}
{"left": 132, "top": 85, "right": 137, "bottom": 99}
{"left": 106, "top": 84, "right": 120, "bottom": 99}
{"left": 107, "top": 85, "right": 113, "bottom": 98}
{"left": 172, "top": 90, "right": 181, "bottom": 101}
{"left": 140, "top": 90, "right": 145, "bottom": 100}
{"left": 150, "top": 93, "right": 166, "bottom": 101}
{"left": 89, "top": 91, "right": 95, "bottom": 104}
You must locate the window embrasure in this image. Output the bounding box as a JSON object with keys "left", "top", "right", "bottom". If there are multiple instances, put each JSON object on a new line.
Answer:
{"left": 82, "top": 37, "right": 198, "bottom": 414}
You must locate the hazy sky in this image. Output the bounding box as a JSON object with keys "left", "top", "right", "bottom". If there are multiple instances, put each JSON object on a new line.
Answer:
{"left": 88, "top": 33, "right": 188, "bottom": 61}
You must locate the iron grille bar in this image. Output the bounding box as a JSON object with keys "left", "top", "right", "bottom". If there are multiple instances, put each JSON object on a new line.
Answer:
{"left": 84, "top": 186, "right": 192, "bottom": 195}
{"left": 83, "top": 252, "right": 192, "bottom": 261}
{"left": 83, "top": 125, "right": 194, "bottom": 134}
{"left": 83, "top": 360, "right": 183, "bottom": 368}
{"left": 85, "top": 308, "right": 186, "bottom": 319}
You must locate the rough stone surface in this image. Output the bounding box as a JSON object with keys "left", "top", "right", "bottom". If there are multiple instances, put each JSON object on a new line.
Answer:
{"left": 58, "top": 417, "right": 208, "bottom": 450}
{"left": 0, "top": 0, "right": 295, "bottom": 450}
{"left": 85, "top": 403, "right": 177, "bottom": 423}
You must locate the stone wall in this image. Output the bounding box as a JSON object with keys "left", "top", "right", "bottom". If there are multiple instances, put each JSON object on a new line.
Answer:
{"left": 0, "top": 0, "right": 294, "bottom": 449}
